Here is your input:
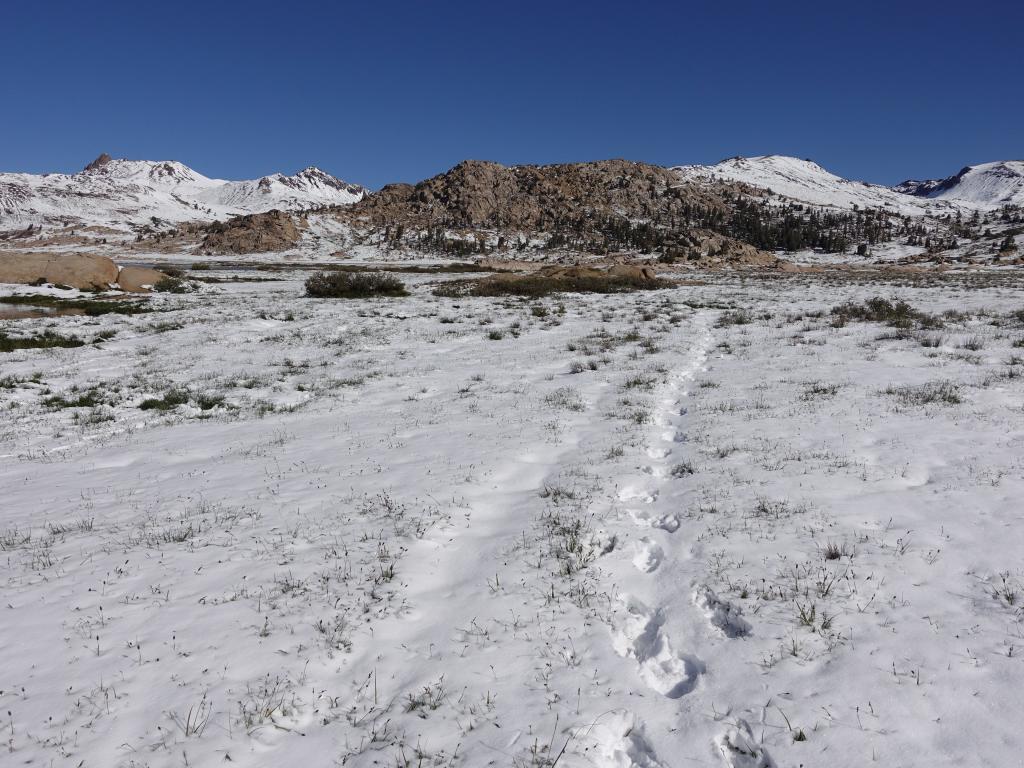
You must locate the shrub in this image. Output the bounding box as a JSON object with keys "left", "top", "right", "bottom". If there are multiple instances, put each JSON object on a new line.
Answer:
{"left": 716, "top": 310, "right": 753, "bottom": 327}
{"left": 139, "top": 389, "right": 190, "bottom": 411}
{"left": 43, "top": 389, "right": 104, "bottom": 409}
{"left": 544, "top": 387, "right": 585, "bottom": 412}
{"left": 801, "top": 382, "right": 839, "bottom": 399}
{"left": 670, "top": 461, "right": 695, "bottom": 477}
{"left": 195, "top": 393, "right": 226, "bottom": 410}
{"left": 883, "top": 380, "right": 961, "bottom": 406}
{"left": 435, "top": 273, "right": 673, "bottom": 298}
{"left": 623, "top": 374, "right": 657, "bottom": 391}
{"left": 154, "top": 277, "right": 192, "bottom": 293}
{"left": 305, "top": 271, "right": 408, "bottom": 298}
{"left": 831, "top": 297, "right": 941, "bottom": 329}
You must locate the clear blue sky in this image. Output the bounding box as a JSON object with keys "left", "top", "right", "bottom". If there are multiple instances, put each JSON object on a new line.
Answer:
{"left": 2, "top": 0, "right": 1020, "bottom": 188}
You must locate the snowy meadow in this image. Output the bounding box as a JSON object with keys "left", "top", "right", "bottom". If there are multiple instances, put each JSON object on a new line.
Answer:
{"left": 1, "top": 270, "right": 1023, "bottom": 767}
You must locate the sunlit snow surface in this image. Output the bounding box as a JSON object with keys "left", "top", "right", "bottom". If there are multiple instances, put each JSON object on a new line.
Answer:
{"left": 0, "top": 159, "right": 364, "bottom": 230}
{"left": 1, "top": 271, "right": 1023, "bottom": 767}
{"left": 674, "top": 155, "right": 1024, "bottom": 213}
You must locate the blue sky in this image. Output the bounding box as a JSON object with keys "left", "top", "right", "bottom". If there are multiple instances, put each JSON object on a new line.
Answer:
{"left": 2, "top": 0, "right": 1020, "bottom": 188}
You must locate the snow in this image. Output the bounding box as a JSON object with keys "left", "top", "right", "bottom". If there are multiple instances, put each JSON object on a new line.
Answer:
{"left": 675, "top": 155, "right": 1024, "bottom": 216}
{"left": 0, "top": 158, "right": 365, "bottom": 231}
{"left": 2, "top": 270, "right": 1023, "bottom": 766}
{"left": 897, "top": 161, "right": 1024, "bottom": 208}
{"left": 673, "top": 155, "right": 964, "bottom": 216}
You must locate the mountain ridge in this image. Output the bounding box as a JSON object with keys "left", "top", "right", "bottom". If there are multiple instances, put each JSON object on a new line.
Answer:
{"left": 0, "top": 154, "right": 366, "bottom": 231}
{"left": 895, "top": 160, "right": 1024, "bottom": 207}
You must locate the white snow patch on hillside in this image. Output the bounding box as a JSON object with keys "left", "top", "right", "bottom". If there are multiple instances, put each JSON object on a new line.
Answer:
{"left": 0, "top": 157, "right": 365, "bottom": 230}
{"left": 674, "top": 155, "right": 962, "bottom": 216}
{"left": 897, "top": 161, "right": 1024, "bottom": 208}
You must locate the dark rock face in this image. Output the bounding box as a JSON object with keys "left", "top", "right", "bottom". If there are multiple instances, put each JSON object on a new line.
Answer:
{"left": 200, "top": 209, "right": 301, "bottom": 254}
{"left": 83, "top": 153, "right": 114, "bottom": 173}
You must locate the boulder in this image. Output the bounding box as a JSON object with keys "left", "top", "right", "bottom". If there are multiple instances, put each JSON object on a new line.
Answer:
{"left": 0, "top": 252, "right": 119, "bottom": 290}
{"left": 117, "top": 266, "right": 168, "bottom": 293}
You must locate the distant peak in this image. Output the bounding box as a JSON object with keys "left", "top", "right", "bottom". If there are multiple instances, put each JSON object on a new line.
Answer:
{"left": 83, "top": 153, "right": 113, "bottom": 172}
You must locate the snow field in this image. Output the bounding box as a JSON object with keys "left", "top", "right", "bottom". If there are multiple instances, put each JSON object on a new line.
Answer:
{"left": 1, "top": 271, "right": 1023, "bottom": 767}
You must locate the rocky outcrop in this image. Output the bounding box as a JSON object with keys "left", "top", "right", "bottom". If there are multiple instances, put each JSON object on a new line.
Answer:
{"left": 0, "top": 252, "right": 119, "bottom": 290}
{"left": 336, "top": 159, "right": 773, "bottom": 265}
{"left": 200, "top": 210, "right": 301, "bottom": 254}
{"left": 350, "top": 159, "right": 734, "bottom": 231}
{"left": 83, "top": 153, "right": 114, "bottom": 172}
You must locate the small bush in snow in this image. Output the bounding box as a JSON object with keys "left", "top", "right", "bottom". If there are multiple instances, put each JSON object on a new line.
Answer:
{"left": 139, "top": 389, "right": 190, "bottom": 411}
{"left": 831, "top": 296, "right": 942, "bottom": 329}
{"left": 154, "top": 276, "right": 193, "bottom": 293}
{"left": 305, "top": 271, "right": 408, "bottom": 298}
{"left": 883, "top": 380, "right": 962, "bottom": 406}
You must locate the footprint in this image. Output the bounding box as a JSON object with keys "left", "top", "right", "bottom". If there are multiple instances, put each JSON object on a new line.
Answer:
{"left": 610, "top": 596, "right": 662, "bottom": 659}
{"left": 619, "top": 486, "right": 658, "bottom": 504}
{"left": 695, "top": 587, "right": 752, "bottom": 638}
{"left": 632, "top": 538, "right": 664, "bottom": 573}
{"left": 655, "top": 514, "right": 680, "bottom": 533}
{"left": 715, "top": 720, "right": 775, "bottom": 768}
{"left": 583, "top": 711, "right": 666, "bottom": 768}
{"left": 628, "top": 507, "right": 656, "bottom": 527}
{"left": 627, "top": 509, "right": 679, "bottom": 533}
{"left": 639, "top": 638, "right": 702, "bottom": 698}
{"left": 595, "top": 530, "right": 618, "bottom": 556}
{"left": 611, "top": 596, "right": 702, "bottom": 698}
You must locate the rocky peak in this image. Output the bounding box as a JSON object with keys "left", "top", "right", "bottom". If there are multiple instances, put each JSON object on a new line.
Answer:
{"left": 83, "top": 153, "right": 113, "bottom": 172}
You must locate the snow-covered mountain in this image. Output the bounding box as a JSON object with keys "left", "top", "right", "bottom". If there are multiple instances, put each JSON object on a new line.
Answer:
{"left": 0, "top": 154, "right": 365, "bottom": 230}
{"left": 895, "top": 161, "right": 1024, "bottom": 208}
{"left": 672, "top": 155, "right": 957, "bottom": 216}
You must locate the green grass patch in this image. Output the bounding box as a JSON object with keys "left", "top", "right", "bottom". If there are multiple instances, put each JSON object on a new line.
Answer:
{"left": 0, "top": 330, "right": 85, "bottom": 352}
{"left": 0, "top": 294, "right": 151, "bottom": 316}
